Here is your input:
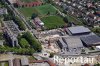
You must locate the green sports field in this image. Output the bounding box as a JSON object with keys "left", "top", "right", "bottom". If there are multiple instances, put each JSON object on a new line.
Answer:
{"left": 18, "top": 4, "right": 67, "bottom": 29}
{"left": 41, "top": 16, "right": 66, "bottom": 29}
{"left": 18, "top": 4, "right": 57, "bottom": 17}
{"left": 36, "top": 4, "right": 56, "bottom": 15}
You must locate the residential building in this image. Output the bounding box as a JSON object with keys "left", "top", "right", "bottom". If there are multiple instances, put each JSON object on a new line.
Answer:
{"left": 21, "top": 57, "right": 29, "bottom": 66}
{"left": 13, "top": 58, "right": 21, "bottom": 66}
{"left": 3, "top": 20, "right": 20, "bottom": 47}
{"left": 29, "top": 60, "right": 56, "bottom": 66}
{"left": 0, "top": 8, "right": 8, "bottom": 15}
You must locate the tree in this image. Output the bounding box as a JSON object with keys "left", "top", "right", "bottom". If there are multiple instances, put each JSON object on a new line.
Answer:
{"left": 3, "top": 14, "right": 13, "bottom": 21}
{"left": 63, "top": 17, "right": 68, "bottom": 23}
{"left": 23, "top": 32, "right": 42, "bottom": 52}
{"left": 19, "top": 38, "right": 30, "bottom": 48}
{"left": 63, "top": 10, "right": 67, "bottom": 14}
{"left": 49, "top": 53, "right": 54, "bottom": 58}
{"left": 94, "top": 63, "right": 100, "bottom": 66}
{"left": 92, "top": 27, "right": 100, "bottom": 36}
{"left": 13, "top": 16, "right": 26, "bottom": 30}
{"left": 31, "top": 13, "right": 38, "bottom": 19}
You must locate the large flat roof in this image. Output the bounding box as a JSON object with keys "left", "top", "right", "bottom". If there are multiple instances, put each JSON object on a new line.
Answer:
{"left": 81, "top": 35, "right": 100, "bottom": 46}
{"left": 63, "top": 37, "right": 83, "bottom": 49}
{"left": 67, "top": 26, "right": 91, "bottom": 35}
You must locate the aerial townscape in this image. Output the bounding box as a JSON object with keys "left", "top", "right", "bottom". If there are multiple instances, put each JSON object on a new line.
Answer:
{"left": 0, "top": 0, "right": 100, "bottom": 66}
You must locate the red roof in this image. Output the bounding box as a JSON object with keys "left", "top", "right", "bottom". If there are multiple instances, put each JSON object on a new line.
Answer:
{"left": 88, "top": 13, "right": 96, "bottom": 18}
{"left": 16, "top": 1, "right": 42, "bottom": 6}
{"left": 29, "top": 60, "right": 56, "bottom": 66}
{"left": 96, "top": 11, "right": 100, "bottom": 15}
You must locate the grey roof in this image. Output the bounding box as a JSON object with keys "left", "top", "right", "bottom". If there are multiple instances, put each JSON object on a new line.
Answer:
{"left": 4, "top": 20, "right": 20, "bottom": 35}
{"left": 0, "top": 8, "right": 7, "bottom": 15}
{"left": 67, "top": 26, "right": 91, "bottom": 35}
{"left": 63, "top": 37, "right": 83, "bottom": 49}
{"left": 58, "top": 38, "right": 68, "bottom": 48}
{"left": 81, "top": 35, "right": 100, "bottom": 46}
{"left": 21, "top": 57, "right": 29, "bottom": 66}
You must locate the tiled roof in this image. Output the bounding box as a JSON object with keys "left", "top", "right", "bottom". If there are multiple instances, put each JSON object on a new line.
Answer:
{"left": 29, "top": 60, "right": 56, "bottom": 66}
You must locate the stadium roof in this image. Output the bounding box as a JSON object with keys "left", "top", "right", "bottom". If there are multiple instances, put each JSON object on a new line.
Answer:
{"left": 81, "top": 35, "right": 100, "bottom": 46}
{"left": 67, "top": 26, "right": 91, "bottom": 35}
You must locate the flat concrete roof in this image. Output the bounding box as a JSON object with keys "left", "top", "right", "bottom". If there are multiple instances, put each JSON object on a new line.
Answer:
{"left": 67, "top": 26, "right": 91, "bottom": 35}
{"left": 63, "top": 37, "right": 83, "bottom": 49}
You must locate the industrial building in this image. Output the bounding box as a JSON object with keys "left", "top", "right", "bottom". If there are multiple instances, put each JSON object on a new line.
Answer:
{"left": 57, "top": 36, "right": 84, "bottom": 53}
{"left": 62, "top": 37, "right": 83, "bottom": 50}
{"left": 66, "top": 26, "right": 91, "bottom": 36}
{"left": 57, "top": 38, "right": 68, "bottom": 52}
{"left": 81, "top": 35, "right": 100, "bottom": 47}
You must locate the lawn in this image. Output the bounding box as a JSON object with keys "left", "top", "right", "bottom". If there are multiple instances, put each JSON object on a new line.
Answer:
{"left": 18, "top": 7, "right": 39, "bottom": 17}
{"left": 18, "top": 4, "right": 57, "bottom": 18}
{"left": 4, "top": 62, "right": 9, "bottom": 66}
{"left": 66, "top": 13, "right": 83, "bottom": 25}
{"left": 0, "top": 62, "right": 9, "bottom": 66}
{"left": 41, "top": 16, "right": 66, "bottom": 29}
{"left": 35, "top": 4, "right": 57, "bottom": 15}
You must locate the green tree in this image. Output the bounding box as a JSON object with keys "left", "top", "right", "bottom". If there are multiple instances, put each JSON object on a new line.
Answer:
{"left": 13, "top": 16, "right": 26, "bottom": 30}
{"left": 19, "top": 38, "right": 30, "bottom": 48}
{"left": 23, "top": 32, "right": 42, "bottom": 52}
{"left": 49, "top": 53, "right": 54, "bottom": 58}
{"left": 63, "top": 17, "right": 68, "bottom": 23}
{"left": 94, "top": 63, "right": 100, "bottom": 66}
{"left": 31, "top": 13, "right": 38, "bottom": 19}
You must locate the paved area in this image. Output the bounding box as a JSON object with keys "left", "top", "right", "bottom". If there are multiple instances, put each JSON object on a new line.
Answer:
{"left": 0, "top": 54, "right": 27, "bottom": 61}
{"left": 29, "top": 63, "right": 49, "bottom": 66}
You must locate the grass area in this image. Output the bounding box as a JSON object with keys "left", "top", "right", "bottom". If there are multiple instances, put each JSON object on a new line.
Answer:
{"left": 18, "top": 4, "right": 57, "bottom": 18}
{"left": 4, "top": 62, "right": 9, "bottom": 66}
{"left": 18, "top": 7, "right": 39, "bottom": 18}
{"left": 66, "top": 13, "right": 83, "bottom": 25}
{"left": 18, "top": 4, "right": 67, "bottom": 29}
{"left": 28, "top": 56, "right": 36, "bottom": 60}
{"left": 35, "top": 4, "right": 56, "bottom": 15}
{"left": 0, "top": 62, "right": 9, "bottom": 66}
{"left": 0, "top": 63, "right": 1, "bottom": 66}
{"left": 41, "top": 16, "right": 66, "bottom": 29}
